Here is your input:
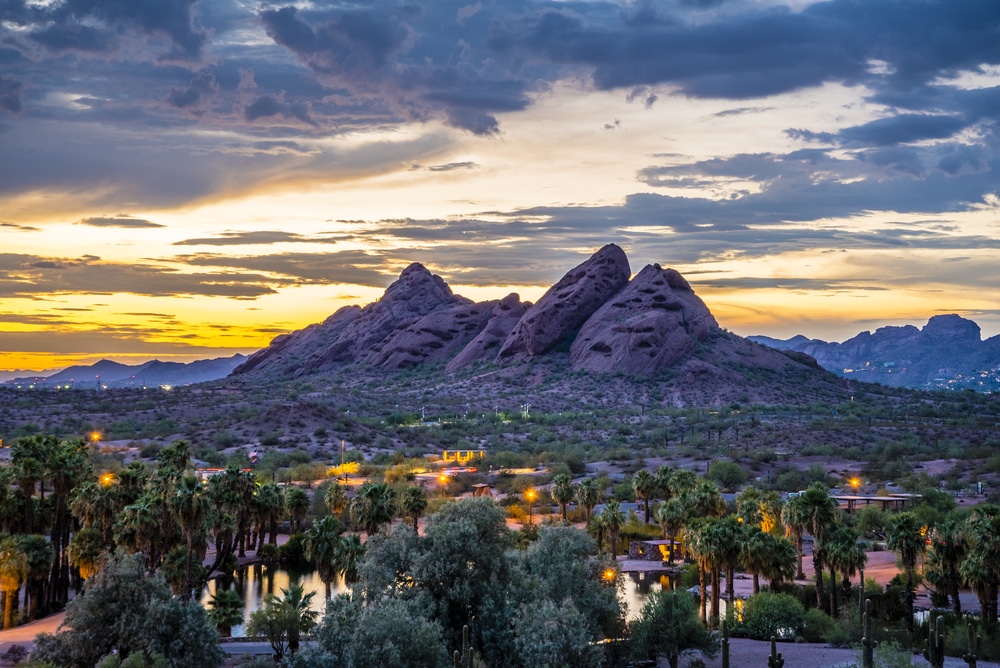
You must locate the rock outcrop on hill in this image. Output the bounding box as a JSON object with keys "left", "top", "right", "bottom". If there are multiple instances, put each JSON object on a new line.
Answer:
{"left": 233, "top": 244, "right": 828, "bottom": 385}
{"left": 496, "top": 244, "right": 631, "bottom": 362}
{"left": 750, "top": 314, "right": 1000, "bottom": 391}
{"left": 445, "top": 294, "right": 529, "bottom": 372}
{"left": 569, "top": 264, "right": 717, "bottom": 375}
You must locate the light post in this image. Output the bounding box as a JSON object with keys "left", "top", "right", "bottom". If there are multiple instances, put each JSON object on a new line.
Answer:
{"left": 526, "top": 489, "right": 536, "bottom": 525}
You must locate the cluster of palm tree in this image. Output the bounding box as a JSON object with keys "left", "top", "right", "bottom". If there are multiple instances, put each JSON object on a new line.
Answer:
{"left": 303, "top": 480, "right": 430, "bottom": 599}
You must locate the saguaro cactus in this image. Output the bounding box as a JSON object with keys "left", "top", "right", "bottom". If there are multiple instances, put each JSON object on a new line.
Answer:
{"left": 861, "top": 599, "right": 876, "bottom": 668}
{"left": 767, "top": 637, "right": 784, "bottom": 668}
{"left": 923, "top": 615, "right": 945, "bottom": 668}
{"left": 453, "top": 625, "right": 476, "bottom": 668}
{"left": 721, "top": 618, "right": 730, "bottom": 668}
{"left": 962, "top": 622, "right": 982, "bottom": 668}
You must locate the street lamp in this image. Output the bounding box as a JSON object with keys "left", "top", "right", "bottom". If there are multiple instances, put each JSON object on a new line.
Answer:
{"left": 526, "top": 489, "right": 536, "bottom": 525}
{"left": 90, "top": 432, "right": 100, "bottom": 444}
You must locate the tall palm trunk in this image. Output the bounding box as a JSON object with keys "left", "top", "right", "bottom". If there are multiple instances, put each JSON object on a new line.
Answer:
{"left": 829, "top": 564, "right": 837, "bottom": 617}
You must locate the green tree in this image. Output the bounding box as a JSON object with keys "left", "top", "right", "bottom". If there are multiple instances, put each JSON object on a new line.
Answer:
{"left": 824, "top": 525, "right": 867, "bottom": 616}
{"left": 599, "top": 500, "right": 625, "bottom": 559}
{"left": 630, "top": 590, "right": 719, "bottom": 668}
{"left": 18, "top": 534, "right": 54, "bottom": 622}
{"left": 67, "top": 526, "right": 104, "bottom": 580}
{"left": 795, "top": 482, "right": 840, "bottom": 610}
{"left": 550, "top": 474, "right": 576, "bottom": 523}
{"left": 887, "top": 511, "right": 926, "bottom": 633}
{"left": 206, "top": 588, "right": 244, "bottom": 638}
{"left": 707, "top": 460, "right": 747, "bottom": 492}
{"left": 285, "top": 487, "right": 311, "bottom": 534}
{"left": 304, "top": 515, "right": 341, "bottom": 599}
{"left": 246, "top": 583, "right": 318, "bottom": 661}
{"left": 334, "top": 533, "right": 364, "bottom": 584}
{"left": 575, "top": 478, "right": 600, "bottom": 524}
{"left": 514, "top": 598, "right": 601, "bottom": 668}
{"left": 654, "top": 498, "right": 688, "bottom": 564}
{"left": 738, "top": 592, "right": 805, "bottom": 641}
{"left": 169, "top": 475, "right": 211, "bottom": 598}
{"left": 632, "top": 469, "right": 657, "bottom": 524}
{"left": 32, "top": 551, "right": 222, "bottom": 668}
{"left": 324, "top": 482, "right": 348, "bottom": 516}
{"left": 350, "top": 482, "right": 397, "bottom": 536}
{"left": 0, "top": 536, "right": 28, "bottom": 629}
{"left": 925, "top": 518, "right": 967, "bottom": 616}
{"left": 399, "top": 486, "right": 428, "bottom": 532}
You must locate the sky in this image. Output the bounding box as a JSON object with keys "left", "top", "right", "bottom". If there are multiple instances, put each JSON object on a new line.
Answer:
{"left": 3, "top": 0, "right": 1000, "bottom": 372}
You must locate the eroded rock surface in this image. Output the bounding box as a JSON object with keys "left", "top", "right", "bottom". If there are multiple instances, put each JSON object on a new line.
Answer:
{"left": 497, "top": 244, "right": 630, "bottom": 362}
{"left": 570, "top": 263, "right": 717, "bottom": 376}
{"left": 446, "top": 294, "right": 529, "bottom": 372}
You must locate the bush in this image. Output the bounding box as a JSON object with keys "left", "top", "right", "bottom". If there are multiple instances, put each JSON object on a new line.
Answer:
{"left": 801, "top": 607, "right": 836, "bottom": 643}
{"left": 736, "top": 592, "right": 804, "bottom": 640}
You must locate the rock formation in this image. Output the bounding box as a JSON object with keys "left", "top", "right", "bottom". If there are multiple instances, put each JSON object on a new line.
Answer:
{"left": 569, "top": 264, "right": 717, "bottom": 376}
{"left": 496, "top": 244, "right": 631, "bottom": 362}
{"left": 446, "top": 294, "right": 529, "bottom": 372}
{"left": 370, "top": 300, "right": 497, "bottom": 369}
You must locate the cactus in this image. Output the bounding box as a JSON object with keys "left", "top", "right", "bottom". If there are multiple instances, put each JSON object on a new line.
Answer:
{"left": 861, "top": 598, "right": 876, "bottom": 668}
{"left": 453, "top": 625, "right": 475, "bottom": 668}
{"left": 962, "top": 622, "right": 982, "bottom": 668}
{"left": 767, "top": 637, "right": 784, "bottom": 668}
{"left": 721, "top": 617, "right": 730, "bottom": 668}
{"left": 923, "top": 614, "right": 945, "bottom": 668}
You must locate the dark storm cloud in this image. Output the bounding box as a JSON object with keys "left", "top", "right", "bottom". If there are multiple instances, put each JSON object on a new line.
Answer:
{"left": 165, "top": 71, "right": 219, "bottom": 113}
{"left": 173, "top": 230, "right": 342, "bottom": 246}
{"left": 0, "top": 75, "right": 25, "bottom": 114}
{"left": 0, "top": 253, "right": 282, "bottom": 298}
{"left": 4, "top": 0, "right": 210, "bottom": 64}
{"left": 75, "top": 216, "right": 164, "bottom": 228}
{"left": 257, "top": 3, "right": 531, "bottom": 134}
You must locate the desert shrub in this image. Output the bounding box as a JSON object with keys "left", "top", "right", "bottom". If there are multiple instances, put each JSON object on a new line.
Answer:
{"left": 736, "top": 592, "right": 804, "bottom": 640}
{"left": 801, "top": 607, "right": 836, "bottom": 643}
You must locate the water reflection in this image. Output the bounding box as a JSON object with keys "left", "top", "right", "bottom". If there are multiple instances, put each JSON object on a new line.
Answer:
{"left": 202, "top": 566, "right": 724, "bottom": 634}
{"left": 620, "top": 570, "right": 727, "bottom": 621}
{"left": 199, "top": 565, "right": 350, "bottom": 636}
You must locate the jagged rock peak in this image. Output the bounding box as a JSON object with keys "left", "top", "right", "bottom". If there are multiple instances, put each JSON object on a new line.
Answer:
{"left": 497, "top": 244, "right": 631, "bottom": 361}
{"left": 380, "top": 262, "right": 457, "bottom": 306}
{"left": 922, "top": 314, "right": 980, "bottom": 343}
{"left": 570, "top": 263, "right": 718, "bottom": 376}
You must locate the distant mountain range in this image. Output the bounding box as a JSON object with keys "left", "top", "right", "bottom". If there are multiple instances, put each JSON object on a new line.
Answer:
{"left": 3, "top": 354, "right": 247, "bottom": 389}
{"left": 749, "top": 315, "right": 1000, "bottom": 391}
{"left": 233, "top": 245, "right": 851, "bottom": 405}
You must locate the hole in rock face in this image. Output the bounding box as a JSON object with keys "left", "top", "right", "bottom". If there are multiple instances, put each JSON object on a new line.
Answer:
{"left": 652, "top": 295, "right": 667, "bottom": 302}
{"left": 590, "top": 342, "right": 613, "bottom": 353}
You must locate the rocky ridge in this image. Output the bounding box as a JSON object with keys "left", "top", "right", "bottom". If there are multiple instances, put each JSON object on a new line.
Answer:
{"left": 233, "top": 245, "right": 820, "bottom": 385}
{"left": 750, "top": 314, "right": 1000, "bottom": 390}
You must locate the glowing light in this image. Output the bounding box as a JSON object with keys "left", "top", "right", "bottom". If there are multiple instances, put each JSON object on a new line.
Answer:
{"left": 603, "top": 568, "right": 616, "bottom": 582}
{"left": 100, "top": 473, "right": 114, "bottom": 486}
{"left": 90, "top": 432, "right": 100, "bottom": 443}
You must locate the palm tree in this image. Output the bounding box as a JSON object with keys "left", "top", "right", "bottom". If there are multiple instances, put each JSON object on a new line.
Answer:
{"left": 632, "top": 470, "right": 657, "bottom": 524}
{"left": 11, "top": 434, "right": 54, "bottom": 534}
{"left": 399, "top": 486, "right": 427, "bottom": 532}
{"left": 684, "top": 519, "right": 712, "bottom": 625}
{"left": 324, "top": 482, "right": 348, "bottom": 516}
{"left": 575, "top": 478, "right": 600, "bottom": 524}
{"left": 601, "top": 500, "right": 625, "bottom": 559}
{"left": 70, "top": 480, "right": 119, "bottom": 547}
{"left": 18, "top": 534, "right": 53, "bottom": 622}
{"left": 350, "top": 482, "right": 397, "bottom": 536}
{"left": 824, "top": 525, "right": 866, "bottom": 617}
{"left": 796, "top": 482, "right": 840, "bottom": 609}
{"left": 655, "top": 498, "right": 688, "bottom": 564}
{"left": 887, "top": 511, "right": 926, "bottom": 633}
{"left": 550, "top": 474, "right": 576, "bottom": 522}
{"left": 256, "top": 483, "right": 286, "bottom": 548}
{"left": 926, "top": 519, "right": 967, "bottom": 616}
{"left": 45, "top": 437, "right": 91, "bottom": 607}
{"left": 304, "top": 516, "right": 340, "bottom": 598}
{"left": 759, "top": 532, "right": 798, "bottom": 591}
{"left": 667, "top": 469, "right": 700, "bottom": 498}
{"left": 114, "top": 491, "right": 161, "bottom": 569}
{"left": 0, "top": 537, "right": 28, "bottom": 629}
{"left": 285, "top": 487, "right": 311, "bottom": 534}
{"left": 588, "top": 513, "right": 608, "bottom": 554}
{"left": 741, "top": 527, "right": 772, "bottom": 594}
{"left": 782, "top": 495, "right": 809, "bottom": 580}
{"left": 334, "top": 533, "right": 364, "bottom": 583}
{"left": 280, "top": 582, "right": 318, "bottom": 656}
{"left": 736, "top": 487, "right": 784, "bottom": 534}
{"left": 171, "top": 475, "right": 211, "bottom": 597}
{"left": 688, "top": 480, "right": 727, "bottom": 519}
{"left": 961, "top": 505, "right": 1000, "bottom": 625}
{"left": 655, "top": 465, "right": 675, "bottom": 500}
{"left": 67, "top": 526, "right": 104, "bottom": 580}
{"left": 207, "top": 588, "right": 245, "bottom": 638}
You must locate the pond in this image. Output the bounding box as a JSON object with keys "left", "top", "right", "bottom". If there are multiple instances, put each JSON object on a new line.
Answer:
{"left": 201, "top": 565, "right": 724, "bottom": 635}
